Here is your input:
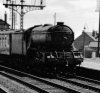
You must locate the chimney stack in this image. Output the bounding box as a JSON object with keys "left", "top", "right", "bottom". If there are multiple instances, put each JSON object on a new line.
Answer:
{"left": 4, "top": 11, "right": 7, "bottom": 23}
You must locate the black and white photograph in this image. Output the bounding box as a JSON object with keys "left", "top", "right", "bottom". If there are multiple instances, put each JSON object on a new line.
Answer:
{"left": 0, "top": 0, "right": 100, "bottom": 93}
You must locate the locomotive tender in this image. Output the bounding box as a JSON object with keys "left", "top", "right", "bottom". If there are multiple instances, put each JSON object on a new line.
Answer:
{"left": 0, "top": 22, "right": 83, "bottom": 75}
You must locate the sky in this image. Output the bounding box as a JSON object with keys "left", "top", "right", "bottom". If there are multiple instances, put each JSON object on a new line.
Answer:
{"left": 0, "top": 0, "right": 99, "bottom": 38}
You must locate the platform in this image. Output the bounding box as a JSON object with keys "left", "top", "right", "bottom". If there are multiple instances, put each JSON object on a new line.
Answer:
{"left": 80, "top": 58, "right": 100, "bottom": 71}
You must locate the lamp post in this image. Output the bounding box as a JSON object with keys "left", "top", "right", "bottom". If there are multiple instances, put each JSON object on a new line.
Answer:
{"left": 83, "top": 26, "right": 86, "bottom": 59}
{"left": 54, "top": 13, "right": 56, "bottom": 25}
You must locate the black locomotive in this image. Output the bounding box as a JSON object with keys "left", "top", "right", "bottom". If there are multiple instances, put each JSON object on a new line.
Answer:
{"left": 0, "top": 22, "right": 83, "bottom": 75}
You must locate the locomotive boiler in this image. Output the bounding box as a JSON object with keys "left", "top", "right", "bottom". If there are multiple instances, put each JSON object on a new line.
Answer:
{"left": 25, "top": 22, "right": 74, "bottom": 51}
{"left": 0, "top": 22, "right": 83, "bottom": 75}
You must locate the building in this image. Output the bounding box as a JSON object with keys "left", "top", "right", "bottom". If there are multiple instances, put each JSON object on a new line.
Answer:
{"left": 88, "top": 41, "right": 100, "bottom": 57}
{"left": 0, "top": 19, "right": 10, "bottom": 31}
{"left": 73, "top": 30, "right": 100, "bottom": 58}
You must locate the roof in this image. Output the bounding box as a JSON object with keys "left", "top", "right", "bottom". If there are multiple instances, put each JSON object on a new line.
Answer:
{"left": 89, "top": 41, "right": 100, "bottom": 47}
{"left": 0, "top": 19, "right": 10, "bottom": 26}
{"left": 85, "top": 32, "right": 98, "bottom": 41}
{"left": 0, "top": 29, "right": 23, "bottom": 34}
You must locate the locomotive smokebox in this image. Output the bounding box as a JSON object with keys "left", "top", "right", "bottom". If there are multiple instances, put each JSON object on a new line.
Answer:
{"left": 57, "top": 22, "right": 64, "bottom": 25}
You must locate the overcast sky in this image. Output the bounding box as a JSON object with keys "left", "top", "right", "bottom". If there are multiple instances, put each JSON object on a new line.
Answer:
{"left": 0, "top": 0, "right": 99, "bottom": 38}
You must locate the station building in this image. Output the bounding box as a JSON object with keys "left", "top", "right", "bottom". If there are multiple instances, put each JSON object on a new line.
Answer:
{"left": 0, "top": 19, "right": 10, "bottom": 31}
{"left": 73, "top": 31, "right": 100, "bottom": 58}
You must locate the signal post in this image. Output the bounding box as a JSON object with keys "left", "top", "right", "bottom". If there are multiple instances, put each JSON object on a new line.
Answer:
{"left": 3, "top": 0, "right": 45, "bottom": 54}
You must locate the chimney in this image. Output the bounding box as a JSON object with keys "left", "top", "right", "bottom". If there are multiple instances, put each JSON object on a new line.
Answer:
{"left": 57, "top": 22, "right": 64, "bottom": 25}
{"left": 92, "top": 30, "right": 97, "bottom": 38}
{"left": 4, "top": 11, "right": 7, "bottom": 23}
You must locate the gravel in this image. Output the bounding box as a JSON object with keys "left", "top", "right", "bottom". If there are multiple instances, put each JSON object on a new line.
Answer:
{"left": 0, "top": 75, "right": 38, "bottom": 93}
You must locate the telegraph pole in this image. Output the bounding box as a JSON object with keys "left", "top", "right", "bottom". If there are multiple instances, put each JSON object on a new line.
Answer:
{"left": 11, "top": 1, "right": 14, "bottom": 29}
{"left": 97, "top": 12, "right": 100, "bottom": 57}
{"left": 3, "top": 0, "right": 45, "bottom": 30}
{"left": 96, "top": 0, "right": 100, "bottom": 57}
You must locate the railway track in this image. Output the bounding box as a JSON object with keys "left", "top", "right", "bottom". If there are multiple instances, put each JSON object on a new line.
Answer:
{"left": 56, "top": 74, "right": 100, "bottom": 93}
{"left": 76, "top": 66, "right": 100, "bottom": 80}
{"left": 0, "top": 65, "right": 100, "bottom": 93}
{"left": 0, "top": 65, "right": 81, "bottom": 93}
{"left": 0, "top": 88, "right": 8, "bottom": 93}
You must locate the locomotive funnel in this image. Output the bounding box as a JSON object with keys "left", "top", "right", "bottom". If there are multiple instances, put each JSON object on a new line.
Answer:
{"left": 57, "top": 22, "right": 64, "bottom": 25}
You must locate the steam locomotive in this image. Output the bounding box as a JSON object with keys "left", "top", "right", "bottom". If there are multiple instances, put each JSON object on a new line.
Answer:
{"left": 0, "top": 22, "right": 83, "bottom": 75}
